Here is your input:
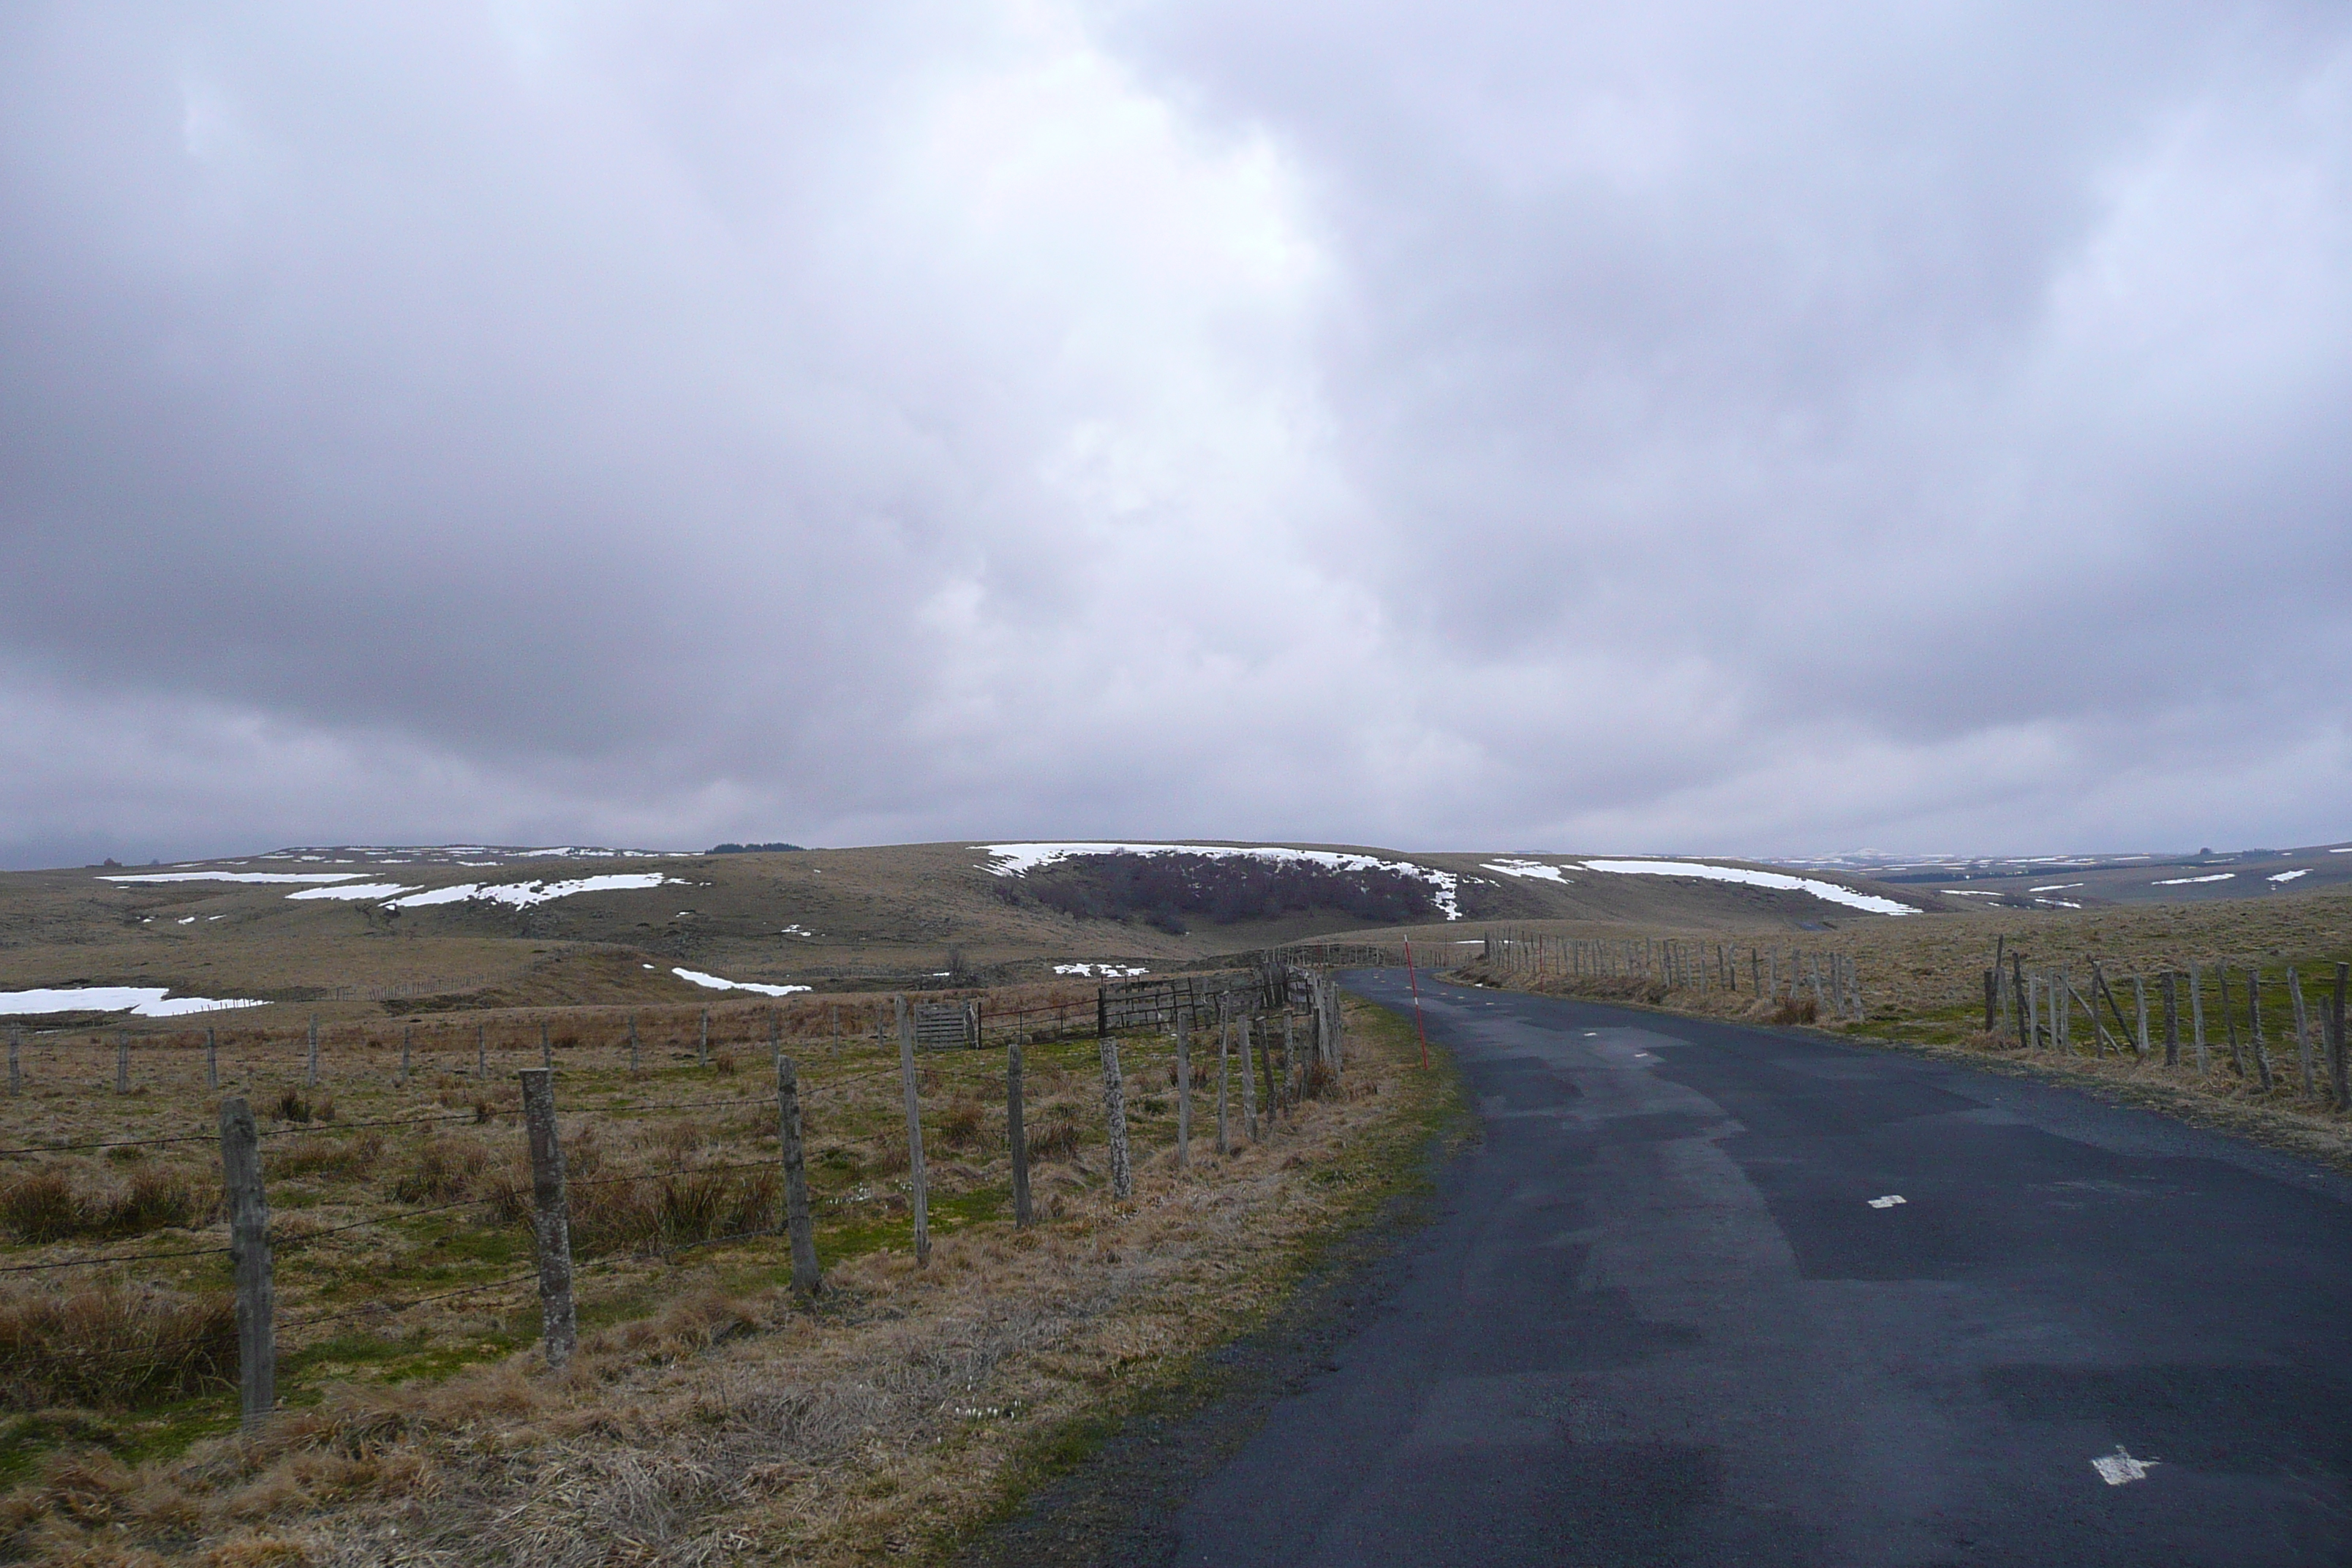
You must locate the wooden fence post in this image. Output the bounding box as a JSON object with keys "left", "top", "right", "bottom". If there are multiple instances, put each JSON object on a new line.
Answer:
{"left": 776, "top": 1055, "right": 821, "bottom": 1296}
{"left": 517, "top": 1068, "right": 576, "bottom": 1369}
{"left": 2220, "top": 969, "right": 2245, "bottom": 1075}
{"left": 1008, "top": 1031, "right": 1032, "bottom": 1227}
{"left": 115, "top": 1030, "right": 129, "bottom": 1095}
{"left": 1238, "top": 1016, "right": 1260, "bottom": 1142}
{"left": 2330, "top": 964, "right": 2348, "bottom": 1110}
{"left": 2133, "top": 975, "right": 2150, "bottom": 1058}
{"left": 1259, "top": 1012, "right": 1281, "bottom": 1120}
{"left": 2025, "top": 975, "right": 2040, "bottom": 1051}
{"left": 217, "top": 1097, "right": 274, "bottom": 1431}
{"left": 2247, "top": 970, "right": 2274, "bottom": 1090}
{"left": 8, "top": 1027, "right": 19, "bottom": 1094}
{"left": 699, "top": 1009, "right": 710, "bottom": 1069}
{"left": 2289, "top": 969, "right": 2315, "bottom": 1096}
{"left": 1175, "top": 1008, "right": 1191, "bottom": 1170}
{"left": 628, "top": 1014, "right": 641, "bottom": 1075}
{"left": 306, "top": 1017, "right": 319, "bottom": 1088}
{"left": 475, "top": 1023, "right": 486, "bottom": 1079}
{"left": 2190, "top": 964, "right": 2209, "bottom": 1072}
{"left": 2011, "top": 954, "right": 2027, "bottom": 1044}
{"left": 1216, "top": 1009, "right": 1232, "bottom": 1156}
{"left": 895, "top": 996, "right": 930, "bottom": 1266}
{"left": 2162, "top": 973, "right": 2179, "bottom": 1067}
{"left": 399, "top": 1025, "right": 410, "bottom": 1085}
{"left": 1098, "top": 1026, "right": 1134, "bottom": 1201}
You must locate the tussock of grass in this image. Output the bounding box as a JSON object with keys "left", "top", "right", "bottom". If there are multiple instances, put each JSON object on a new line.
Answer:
{"left": 264, "top": 1131, "right": 383, "bottom": 1183}
{"left": 0, "top": 1285, "right": 235, "bottom": 1410}
{"left": 0, "top": 1166, "right": 216, "bottom": 1243}
{"left": 386, "top": 1135, "right": 493, "bottom": 1204}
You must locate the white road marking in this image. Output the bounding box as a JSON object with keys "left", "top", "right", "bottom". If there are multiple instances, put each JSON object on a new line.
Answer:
{"left": 1867, "top": 1194, "right": 1907, "bottom": 1208}
{"left": 2092, "top": 1447, "right": 2158, "bottom": 1485}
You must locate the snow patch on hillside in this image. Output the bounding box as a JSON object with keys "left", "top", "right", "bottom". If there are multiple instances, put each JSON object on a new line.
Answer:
{"left": 1577, "top": 859, "right": 1918, "bottom": 916}
{"left": 672, "top": 968, "right": 810, "bottom": 997}
{"left": 286, "top": 883, "right": 418, "bottom": 901}
{"left": 0, "top": 986, "right": 266, "bottom": 1017}
{"left": 1482, "top": 859, "right": 1571, "bottom": 883}
{"left": 387, "top": 874, "right": 679, "bottom": 910}
{"left": 100, "top": 871, "right": 364, "bottom": 885}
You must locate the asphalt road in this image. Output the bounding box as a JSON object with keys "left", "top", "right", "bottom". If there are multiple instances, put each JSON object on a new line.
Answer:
{"left": 1166, "top": 973, "right": 2352, "bottom": 1567}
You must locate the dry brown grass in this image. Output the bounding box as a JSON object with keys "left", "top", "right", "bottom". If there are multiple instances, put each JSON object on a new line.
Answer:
{"left": 0, "top": 1284, "right": 236, "bottom": 1410}
{"left": 0, "top": 997, "right": 1451, "bottom": 1566}
{"left": 0, "top": 1164, "right": 216, "bottom": 1243}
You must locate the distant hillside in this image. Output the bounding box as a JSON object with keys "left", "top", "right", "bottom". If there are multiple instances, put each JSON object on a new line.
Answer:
{"left": 1, "top": 837, "right": 2335, "bottom": 1019}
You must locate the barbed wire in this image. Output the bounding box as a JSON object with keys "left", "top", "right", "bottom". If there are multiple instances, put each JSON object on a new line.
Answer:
{"left": 0, "top": 1128, "right": 220, "bottom": 1157}
{"left": 282, "top": 1269, "right": 540, "bottom": 1330}
{"left": 660, "top": 1223, "right": 783, "bottom": 1259}
{"left": 0, "top": 1241, "right": 230, "bottom": 1274}
{"left": 272, "top": 1194, "right": 497, "bottom": 1246}
{"left": 261, "top": 1109, "right": 508, "bottom": 1138}
{"left": 565, "top": 1158, "right": 778, "bottom": 1191}
{"left": 60, "top": 1332, "right": 239, "bottom": 1368}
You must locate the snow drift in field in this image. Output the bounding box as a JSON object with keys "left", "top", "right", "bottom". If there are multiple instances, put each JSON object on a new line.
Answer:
{"left": 285, "top": 882, "right": 418, "bottom": 901}
{"left": 386, "top": 873, "right": 679, "bottom": 909}
{"left": 1481, "top": 859, "right": 1571, "bottom": 883}
{"left": 1576, "top": 859, "right": 1918, "bottom": 916}
{"left": 1054, "top": 962, "right": 1150, "bottom": 977}
{"left": 2151, "top": 872, "right": 2235, "bottom": 886}
{"left": 0, "top": 986, "right": 266, "bottom": 1017}
{"left": 671, "top": 968, "right": 810, "bottom": 997}
{"left": 99, "top": 871, "right": 366, "bottom": 885}
{"left": 977, "top": 843, "right": 1463, "bottom": 920}
{"left": 2270, "top": 869, "right": 2310, "bottom": 883}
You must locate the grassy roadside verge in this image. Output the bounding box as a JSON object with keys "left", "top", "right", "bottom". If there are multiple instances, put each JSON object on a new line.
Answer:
{"left": 0, "top": 995, "right": 1466, "bottom": 1567}
{"left": 951, "top": 992, "right": 1472, "bottom": 1566}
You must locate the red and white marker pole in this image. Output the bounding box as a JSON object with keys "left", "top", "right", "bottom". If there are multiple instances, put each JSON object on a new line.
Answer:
{"left": 1404, "top": 938, "right": 1430, "bottom": 1069}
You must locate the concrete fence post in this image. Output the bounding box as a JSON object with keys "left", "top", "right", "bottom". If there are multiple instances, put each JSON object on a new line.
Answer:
{"left": 217, "top": 1098, "right": 274, "bottom": 1431}
{"left": 1098, "top": 1026, "right": 1134, "bottom": 1201}
{"left": 776, "top": 1055, "right": 821, "bottom": 1295}
{"left": 517, "top": 1068, "right": 576, "bottom": 1370}
{"left": 1238, "top": 1016, "right": 1260, "bottom": 1143}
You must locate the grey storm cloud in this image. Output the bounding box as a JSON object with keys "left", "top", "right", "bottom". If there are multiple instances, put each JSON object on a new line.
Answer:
{"left": 1, "top": 1, "right": 2346, "bottom": 867}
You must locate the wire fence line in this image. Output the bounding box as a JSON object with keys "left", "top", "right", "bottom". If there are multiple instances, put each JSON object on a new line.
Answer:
{"left": 1, "top": 985, "right": 1111, "bottom": 1104}
{"left": 1, "top": 965, "right": 1364, "bottom": 1434}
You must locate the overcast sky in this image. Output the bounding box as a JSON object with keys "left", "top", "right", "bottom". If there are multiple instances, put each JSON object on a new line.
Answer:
{"left": 3, "top": 2, "right": 2347, "bottom": 869}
